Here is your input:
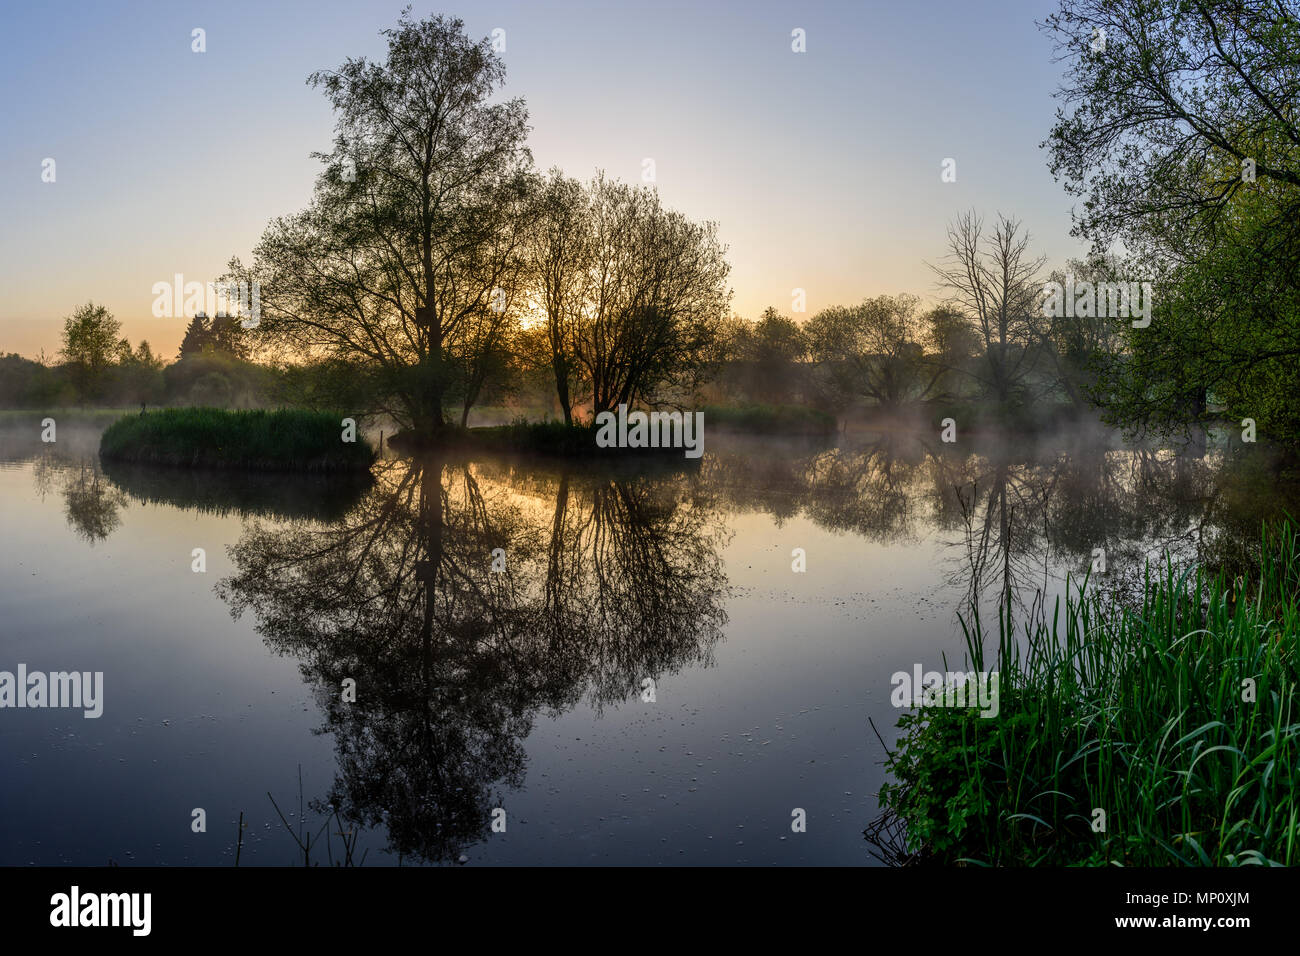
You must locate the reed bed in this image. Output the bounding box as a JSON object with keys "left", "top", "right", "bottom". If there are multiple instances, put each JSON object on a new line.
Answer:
{"left": 100, "top": 408, "right": 375, "bottom": 472}
{"left": 876, "top": 519, "right": 1300, "bottom": 866}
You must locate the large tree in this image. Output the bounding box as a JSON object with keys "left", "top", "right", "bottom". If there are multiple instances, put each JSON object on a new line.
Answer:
{"left": 233, "top": 12, "right": 534, "bottom": 433}
{"left": 526, "top": 170, "right": 590, "bottom": 424}
{"left": 1044, "top": 0, "right": 1300, "bottom": 251}
{"left": 527, "top": 172, "right": 731, "bottom": 419}
{"left": 568, "top": 174, "right": 731, "bottom": 415}
{"left": 1043, "top": 0, "right": 1300, "bottom": 443}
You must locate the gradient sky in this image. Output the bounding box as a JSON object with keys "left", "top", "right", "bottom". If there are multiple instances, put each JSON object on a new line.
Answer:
{"left": 1, "top": 0, "right": 1086, "bottom": 358}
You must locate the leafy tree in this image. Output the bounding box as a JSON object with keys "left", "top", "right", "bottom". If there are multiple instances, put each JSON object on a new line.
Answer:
{"left": 232, "top": 11, "right": 534, "bottom": 434}
{"left": 1044, "top": 0, "right": 1300, "bottom": 444}
{"left": 178, "top": 314, "right": 211, "bottom": 358}
{"left": 1040, "top": 254, "right": 1126, "bottom": 409}
{"left": 527, "top": 170, "right": 591, "bottom": 424}
{"left": 1093, "top": 190, "right": 1300, "bottom": 441}
{"left": 921, "top": 305, "right": 982, "bottom": 400}
{"left": 208, "top": 314, "right": 249, "bottom": 359}
{"left": 110, "top": 340, "right": 166, "bottom": 406}
{"left": 0, "top": 353, "right": 69, "bottom": 407}
{"left": 1044, "top": 0, "right": 1300, "bottom": 251}
{"left": 726, "top": 307, "right": 807, "bottom": 404}
{"left": 60, "top": 302, "right": 122, "bottom": 402}
{"left": 806, "top": 294, "right": 935, "bottom": 411}
{"left": 568, "top": 174, "right": 732, "bottom": 414}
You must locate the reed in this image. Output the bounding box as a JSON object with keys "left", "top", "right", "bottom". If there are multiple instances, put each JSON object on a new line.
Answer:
{"left": 99, "top": 407, "right": 375, "bottom": 472}
{"left": 875, "top": 519, "right": 1300, "bottom": 866}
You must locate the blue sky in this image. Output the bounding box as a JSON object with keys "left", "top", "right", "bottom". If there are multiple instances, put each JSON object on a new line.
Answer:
{"left": 0, "top": 0, "right": 1086, "bottom": 356}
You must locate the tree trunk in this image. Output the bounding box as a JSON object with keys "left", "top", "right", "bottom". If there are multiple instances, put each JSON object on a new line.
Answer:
{"left": 553, "top": 356, "right": 572, "bottom": 425}
{"left": 414, "top": 307, "right": 444, "bottom": 435}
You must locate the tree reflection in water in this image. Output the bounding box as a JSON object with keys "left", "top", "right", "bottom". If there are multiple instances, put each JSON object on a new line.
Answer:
{"left": 38, "top": 423, "right": 1297, "bottom": 863}
{"left": 217, "top": 454, "right": 729, "bottom": 864}
{"left": 33, "top": 451, "right": 127, "bottom": 545}
{"left": 702, "top": 428, "right": 1299, "bottom": 613}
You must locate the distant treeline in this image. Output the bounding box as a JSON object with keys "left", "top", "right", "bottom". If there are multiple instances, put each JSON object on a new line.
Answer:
{"left": 0, "top": 307, "right": 274, "bottom": 409}
{"left": 0, "top": 286, "right": 1105, "bottom": 427}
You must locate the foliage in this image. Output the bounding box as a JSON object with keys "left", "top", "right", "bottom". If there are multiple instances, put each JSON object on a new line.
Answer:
{"left": 161, "top": 352, "right": 277, "bottom": 408}
{"left": 178, "top": 313, "right": 250, "bottom": 361}
{"left": 0, "top": 353, "right": 73, "bottom": 408}
{"left": 60, "top": 302, "right": 122, "bottom": 401}
{"left": 530, "top": 171, "right": 732, "bottom": 418}
{"left": 721, "top": 307, "right": 808, "bottom": 405}
{"left": 230, "top": 11, "right": 534, "bottom": 434}
{"left": 879, "top": 519, "right": 1300, "bottom": 866}
{"left": 100, "top": 408, "right": 375, "bottom": 472}
{"left": 1044, "top": 0, "right": 1300, "bottom": 447}
{"left": 806, "top": 295, "right": 936, "bottom": 410}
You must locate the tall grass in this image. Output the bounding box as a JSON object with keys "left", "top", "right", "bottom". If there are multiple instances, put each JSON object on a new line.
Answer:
{"left": 876, "top": 519, "right": 1300, "bottom": 866}
{"left": 100, "top": 408, "right": 375, "bottom": 472}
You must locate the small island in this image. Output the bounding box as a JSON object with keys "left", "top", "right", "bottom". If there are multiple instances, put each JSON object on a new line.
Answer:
{"left": 99, "top": 408, "right": 375, "bottom": 472}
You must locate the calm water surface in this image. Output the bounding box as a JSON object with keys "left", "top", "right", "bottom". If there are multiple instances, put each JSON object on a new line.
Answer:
{"left": 0, "top": 416, "right": 1291, "bottom": 865}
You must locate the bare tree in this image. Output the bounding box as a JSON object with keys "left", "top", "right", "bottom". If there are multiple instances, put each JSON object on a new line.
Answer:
{"left": 928, "top": 212, "right": 1048, "bottom": 404}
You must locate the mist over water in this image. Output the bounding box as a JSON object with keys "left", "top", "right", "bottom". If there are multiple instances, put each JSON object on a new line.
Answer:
{"left": 0, "top": 414, "right": 1293, "bottom": 865}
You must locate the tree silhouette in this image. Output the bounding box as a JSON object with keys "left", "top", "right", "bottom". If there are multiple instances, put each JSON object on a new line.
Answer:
{"left": 217, "top": 455, "right": 728, "bottom": 862}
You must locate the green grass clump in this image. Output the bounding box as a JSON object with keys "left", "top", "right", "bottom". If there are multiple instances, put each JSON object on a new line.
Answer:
{"left": 876, "top": 519, "right": 1300, "bottom": 866}
{"left": 467, "top": 419, "right": 605, "bottom": 455}
{"left": 100, "top": 408, "right": 375, "bottom": 472}
{"left": 702, "top": 403, "right": 836, "bottom": 435}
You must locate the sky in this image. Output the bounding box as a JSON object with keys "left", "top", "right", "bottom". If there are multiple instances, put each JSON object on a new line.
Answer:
{"left": 0, "top": 0, "right": 1087, "bottom": 359}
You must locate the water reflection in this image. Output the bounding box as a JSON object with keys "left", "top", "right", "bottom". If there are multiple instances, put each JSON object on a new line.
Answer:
{"left": 33, "top": 455, "right": 128, "bottom": 544}
{"left": 29, "top": 424, "right": 1299, "bottom": 681}
{"left": 217, "top": 455, "right": 730, "bottom": 863}
{"left": 11, "top": 418, "right": 1298, "bottom": 864}
{"left": 701, "top": 428, "right": 1299, "bottom": 609}
{"left": 101, "top": 458, "right": 373, "bottom": 522}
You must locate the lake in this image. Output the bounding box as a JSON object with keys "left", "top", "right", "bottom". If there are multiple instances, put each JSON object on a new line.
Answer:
{"left": 1, "top": 415, "right": 1293, "bottom": 865}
